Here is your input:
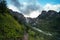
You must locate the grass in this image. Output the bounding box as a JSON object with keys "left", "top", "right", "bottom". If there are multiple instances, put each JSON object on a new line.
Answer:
{"left": 0, "top": 13, "right": 24, "bottom": 39}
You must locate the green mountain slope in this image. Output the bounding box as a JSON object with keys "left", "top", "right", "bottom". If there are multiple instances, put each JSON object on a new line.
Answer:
{"left": 0, "top": 13, "right": 24, "bottom": 39}
{"left": 0, "top": 13, "right": 42, "bottom": 40}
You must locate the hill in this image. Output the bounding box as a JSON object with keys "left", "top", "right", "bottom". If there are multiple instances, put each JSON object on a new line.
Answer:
{"left": 0, "top": 13, "right": 25, "bottom": 40}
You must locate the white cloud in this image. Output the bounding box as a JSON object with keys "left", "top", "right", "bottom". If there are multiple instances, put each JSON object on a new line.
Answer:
{"left": 24, "top": 10, "right": 41, "bottom": 18}
{"left": 7, "top": 5, "right": 20, "bottom": 12}
{"left": 29, "top": 11, "right": 40, "bottom": 18}
{"left": 43, "top": 3, "right": 60, "bottom": 12}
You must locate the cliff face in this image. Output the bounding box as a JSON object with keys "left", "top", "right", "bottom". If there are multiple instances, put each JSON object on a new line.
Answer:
{"left": 37, "top": 10, "right": 60, "bottom": 19}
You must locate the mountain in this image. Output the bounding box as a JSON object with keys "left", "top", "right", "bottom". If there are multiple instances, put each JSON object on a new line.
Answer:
{"left": 24, "top": 10, "right": 60, "bottom": 40}
{"left": 9, "top": 9, "right": 45, "bottom": 40}
{"left": 9, "top": 9, "right": 26, "bottom": 24}
{"left": 12, "top": 9, "right": 60, "bottom": 40}
{"left": 1, "top": 3, "right": 59, "bottom": 39}
{"left": 0, "top": 0, "right": 60, "bottom": 40}
{"left": 37, "top": 10, "right": 59, "bottom": 19}
{"left": 28, "top": 10, "right": 60, "bottom": 26}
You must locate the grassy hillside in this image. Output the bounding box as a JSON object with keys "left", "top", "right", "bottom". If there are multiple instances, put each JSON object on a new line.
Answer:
{"left": 0, "top": 13, "right": 49, "bottom": 40}
{"left": 0, "top": 13, "right": 42, "bottom": 40}
{"left": 0, "top": 13, "right": 24, "bottom": 39}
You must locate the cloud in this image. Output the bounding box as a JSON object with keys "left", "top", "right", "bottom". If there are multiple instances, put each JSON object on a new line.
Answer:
{"left": 43, "top": 3, "right": 60, "bottom": 12}
{"left": 29, "top": 10, "right": 41, "bottom": 18}
{"left": 24, "top": 10, "right": 41, "bottom": 18}
{"left": 10, "top": 0, "right": 41, "bottom": 14}
{"left": 7, "top": 5, "right": 20, "bottom": 12}
{"left": 20, "top": 3, "right": 41, "bottom": 15}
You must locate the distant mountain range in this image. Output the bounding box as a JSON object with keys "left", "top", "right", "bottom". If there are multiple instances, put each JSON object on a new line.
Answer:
{"left": 9, "top": 9, "right": 60, "bottom": 40}
{"left": 9, "top": 9, "right": 60, "bottom": 27}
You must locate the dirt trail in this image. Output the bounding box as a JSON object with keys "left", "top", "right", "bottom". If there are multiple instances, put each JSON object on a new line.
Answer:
{"left": 23, "top": 32, "right": 28, "bottom": 40}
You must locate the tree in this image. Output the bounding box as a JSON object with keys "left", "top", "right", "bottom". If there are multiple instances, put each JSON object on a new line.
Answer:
{"left": 0, "top": 0, "right": 7, "bottom": 13}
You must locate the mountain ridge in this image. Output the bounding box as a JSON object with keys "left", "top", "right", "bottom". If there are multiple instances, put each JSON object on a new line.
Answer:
{"left": 9, "top": 9, "right": 60, "bottom": 40}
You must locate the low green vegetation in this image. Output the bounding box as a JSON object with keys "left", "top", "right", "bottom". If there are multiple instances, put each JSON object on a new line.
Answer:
{"left": 0, "top": 13, "right": 43, "bottom": 40}
{"left": 0, "top": 13, "right": 25, "bottom": 39}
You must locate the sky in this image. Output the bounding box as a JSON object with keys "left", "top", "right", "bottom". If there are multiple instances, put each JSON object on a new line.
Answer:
{"left": 6, "top": 0, "right": 60, "bottom": 18}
